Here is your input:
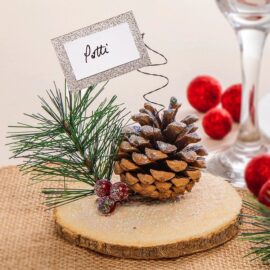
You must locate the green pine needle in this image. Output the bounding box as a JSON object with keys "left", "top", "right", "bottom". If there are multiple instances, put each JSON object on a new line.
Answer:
{"left": 241, "top": 196, "right": 270, "bottom": 263}
{"left": 8, "top": 82, "right": 128, "bottom": 208}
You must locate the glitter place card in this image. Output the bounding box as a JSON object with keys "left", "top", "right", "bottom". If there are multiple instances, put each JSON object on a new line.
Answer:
{"left": 52, "top": 11, "right": 151, "bottom": 92}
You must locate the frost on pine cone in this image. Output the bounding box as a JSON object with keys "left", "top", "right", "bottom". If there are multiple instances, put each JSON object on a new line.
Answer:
{"left": 114, "top": 97, "right": 207, "bottom": 200}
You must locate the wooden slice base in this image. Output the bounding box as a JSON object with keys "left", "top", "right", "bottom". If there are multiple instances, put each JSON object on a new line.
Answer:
{"left": 54, "top": 173, "right": 242, "bottom": 259}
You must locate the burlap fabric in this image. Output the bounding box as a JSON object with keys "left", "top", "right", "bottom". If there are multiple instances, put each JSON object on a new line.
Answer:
{"left": 0, "top": 166, "right": 268, "bottom": 270}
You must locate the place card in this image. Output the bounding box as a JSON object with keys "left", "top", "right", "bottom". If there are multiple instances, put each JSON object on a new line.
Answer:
{"left": 52, "top": 11, "right": 151, "bottom": 92}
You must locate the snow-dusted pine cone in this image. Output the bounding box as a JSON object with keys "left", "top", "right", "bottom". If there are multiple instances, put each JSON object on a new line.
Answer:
{"left": 114, "top": 97, "right": 207, "bottom": 200}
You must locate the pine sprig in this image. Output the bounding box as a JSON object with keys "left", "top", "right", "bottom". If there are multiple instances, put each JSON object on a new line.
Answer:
{"left": 8, "top": 82, "right": 128, "bottom": 207}
{"left": 241, "top": 196, "right": 270, "bottom": 263}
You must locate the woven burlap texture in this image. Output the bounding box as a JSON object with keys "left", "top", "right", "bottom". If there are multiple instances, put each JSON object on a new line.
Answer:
{"left": 0, "top": 166, "right": 268, "bottom": 270}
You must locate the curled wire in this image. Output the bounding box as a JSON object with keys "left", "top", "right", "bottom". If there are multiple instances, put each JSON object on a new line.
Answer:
{"left": 137, "top": 33, "right": 169, "bottom": 111}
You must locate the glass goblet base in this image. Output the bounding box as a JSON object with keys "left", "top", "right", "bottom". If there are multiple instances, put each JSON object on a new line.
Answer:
{"left": 207, "top": 140, "right": 267, "bottom": 188}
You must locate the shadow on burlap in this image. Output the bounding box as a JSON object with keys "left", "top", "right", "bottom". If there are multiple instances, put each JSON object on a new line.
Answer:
{"left": 0, "top": 166, "right": 268, "bottom": 270}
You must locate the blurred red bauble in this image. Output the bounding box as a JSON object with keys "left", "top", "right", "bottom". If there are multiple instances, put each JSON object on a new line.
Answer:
{"left": 258, "top": 180, "right": 270, "bottom": 207}
{"left": 187, "top": 75, "right": 222, "bottom": 113}
{"left": 221, "top": 84, "right": 242, "bottom": 123}
{"left": 245, "top": 155, "right": 270, "bottom": 197}
{"left": 202, "top": 108, "right": 233, "bottom": 140}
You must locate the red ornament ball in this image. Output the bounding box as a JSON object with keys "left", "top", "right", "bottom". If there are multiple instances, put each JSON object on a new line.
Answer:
{"left": 245, "top": 154, "right": 270, "bottom": 197}
{"left": 110, "top": 182, "right": 129, "bottom": 202}
{"left": 95, "top": 179, "right": 111, "bottom": 197}
{"left": 258, "top": 180, "right": 270, "bottom": 207}
{"left": 221, "top": 84, "right": 242, "bottom": 123}
{"left": 187, "top": 75, "right": 222, "bottom": 113}
{"left": 202, "top": 108, "right": 233, "bottom": 140}
{"left": 97, "top": 196, "right": 116, "bottom": 215}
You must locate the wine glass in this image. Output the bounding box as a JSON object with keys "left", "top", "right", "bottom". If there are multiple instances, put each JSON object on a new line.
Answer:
{"left": 207, "top": 0, "right": 270, "bottom": 187}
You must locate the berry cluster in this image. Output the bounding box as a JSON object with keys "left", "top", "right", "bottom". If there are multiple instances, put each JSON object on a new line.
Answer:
{"left": 94, "top": 179, "right": 129, "bottom": 215}
{"left": 187, "top": 75, "right": 242, "bottom": 140}
{"left": 245, "top": 155, "right": 270, "bottom": 207}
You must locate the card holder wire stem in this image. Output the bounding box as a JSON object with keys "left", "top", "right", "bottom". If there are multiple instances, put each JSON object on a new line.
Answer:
{"left": 137, "top": 33, "right": 169, "bottom": 113}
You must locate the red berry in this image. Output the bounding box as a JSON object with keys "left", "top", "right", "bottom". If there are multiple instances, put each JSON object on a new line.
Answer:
{"left": 245, "top": 155, "right": 270, "bottom": 197}
{"left": 110, "top": 182, "right": 129, "bottom": 202}
{"left": 95, "top": 179, "right": 111, "bottom": 197}
{"left": 221, "top": 84, "right": 242, "bottom": 123}
{"left": 258, "top": 180, "right": 270, "bottom": 207}
{"left": 97, "top": 196, "right": 116, "bottom": 215}
{"left": 202, "top": 108, "right": 233, "bottom": 140}
{"left": 187, "top": 75, "right": 222, "bottom": 113}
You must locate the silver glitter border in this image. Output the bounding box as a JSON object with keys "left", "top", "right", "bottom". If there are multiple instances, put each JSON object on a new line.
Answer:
{"left": 51, "top": 11, "right": 151, "bottom": 92}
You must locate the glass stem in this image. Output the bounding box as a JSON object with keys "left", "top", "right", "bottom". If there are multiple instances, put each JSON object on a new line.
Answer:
{"left": 236, "top": 29, "right": 267, "bottom": 146}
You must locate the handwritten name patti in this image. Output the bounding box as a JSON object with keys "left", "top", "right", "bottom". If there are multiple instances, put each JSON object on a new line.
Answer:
{"left": 84, "top": 44, "right": 109, "bottom": 63}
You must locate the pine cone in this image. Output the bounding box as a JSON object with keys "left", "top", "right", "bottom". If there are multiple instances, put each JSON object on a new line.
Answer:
{"left": 114, "top": 97, "right": 208, "bottom": 200}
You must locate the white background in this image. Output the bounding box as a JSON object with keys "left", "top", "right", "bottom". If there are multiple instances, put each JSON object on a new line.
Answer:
{"left": 1, "top": 0, "right": 270, "bottom": 165}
